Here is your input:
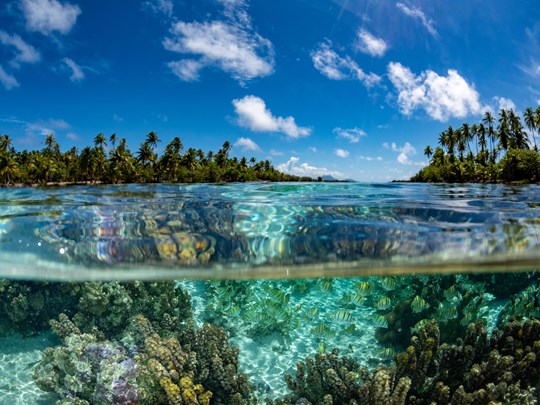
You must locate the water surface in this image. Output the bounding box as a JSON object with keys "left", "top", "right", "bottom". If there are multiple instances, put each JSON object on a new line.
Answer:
{"left": 0, "top": 182, "right": 538, "bottom": 280}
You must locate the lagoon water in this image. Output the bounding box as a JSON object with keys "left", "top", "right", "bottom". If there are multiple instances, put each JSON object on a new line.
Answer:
{"left": 0, "top": 182, "right": 539, "bottom": 404}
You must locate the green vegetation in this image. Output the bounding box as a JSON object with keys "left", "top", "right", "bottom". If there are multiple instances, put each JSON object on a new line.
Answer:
{"left": 0, "top": 132, "right": 313, "bottom": 185}
{"left": 412, "top": 106, "right": 540, "bottom": 183}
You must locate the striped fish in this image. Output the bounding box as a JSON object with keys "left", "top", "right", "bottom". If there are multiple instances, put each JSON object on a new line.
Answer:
{"left": 372, "top": 314, "right": 388, "bottom": 328}
{"left": 355, "top": 281, "right": 373, "bottom": 296}
{"left": 318, "top": 279, "right": 333, "bottom": 292}
{"left": 374, "top": 296, "right": 392, "bottom": 311}
{"left": 342, "top": 324, "right": 356, "bottom": 335}
{"left": 333, "top": 309, "right": 353, "bottom": 323}
{"left": 411, "top": 295, "right": 429, "bottom": 314}
{"left": 380, "top": 277, "right": 398, "bottom": 291}
{"left": 378, "top": 347, "right": 396, "bottom": 359}
{"left": 303, "top": 307, "right": 319, "bottom": 320}
{"left": 350, "top": 293, "right": 366, "bottom": 305}
{"left": 312, "top": 322, "right": 334, "bottom": 337}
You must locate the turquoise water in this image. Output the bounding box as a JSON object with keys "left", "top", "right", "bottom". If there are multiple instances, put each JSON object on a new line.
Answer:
{"left": 0, "top": 183, "right": 538, "bottom": 404}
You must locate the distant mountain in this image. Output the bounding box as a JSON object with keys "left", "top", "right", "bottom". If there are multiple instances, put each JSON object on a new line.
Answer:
{"left": 320, "top": 175, "right": 355, "bottom": 182}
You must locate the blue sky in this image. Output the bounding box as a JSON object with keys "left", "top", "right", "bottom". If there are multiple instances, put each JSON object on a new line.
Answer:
{"left": 1, "top": 0, "right": 539, "bottom": 181}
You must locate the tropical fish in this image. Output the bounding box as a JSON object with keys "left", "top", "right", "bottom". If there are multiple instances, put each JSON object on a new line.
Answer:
{"left": 372, "top": 314, "right": 388, "bottom": 328}
{"left": 380, "top": 277, "right": 398, "bottom": 291}
{"left": 263, "top": 286, "right": 290, "bottom": 303}
{"left": 411, "top": 295, "right": 429, "bottom": 313}
{"left": 350, "top": 293, "right": 366, "bottom": 305}
{"left": 303, "top": 307, "right": 319, "bottom": 320}
{"left": 410, "top": 319, "right": 430, "bottom": 334}
{"left": 333, "top": 310, "right": 353, "bottom": 323}
{"left": 355, "top": 281, "right": 373, "bottom": 296}
{"left": 318, "top": 279, "right": 333, "bottom": 292}
{"left": 342, "top": 324, "right": 356, "bottom": 335}
{"left": 312, "top": 322, "right": 334, "bottom": 337}
{"left": 226, "top": 305, "right": 241, "bottom": 317}
{"left": 436, "top": 303, "right": 458, "bottom": 321}
{"left": 374, "top": 296, "right": 392, "bottom": 311}
{"left": 319, "top": 342, "right": 326, "bottom": 354}
{"left": 378, "top": 347, "right": 396, "bottom": 359}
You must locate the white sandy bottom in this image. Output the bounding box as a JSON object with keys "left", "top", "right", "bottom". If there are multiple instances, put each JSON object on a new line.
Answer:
{"left": 0, "top": 333, "right": 58, "bottom": 405}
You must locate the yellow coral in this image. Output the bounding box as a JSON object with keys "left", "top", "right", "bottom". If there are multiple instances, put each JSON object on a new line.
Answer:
{"left": 160, "top": 377, "right": 182, "bottom": 405}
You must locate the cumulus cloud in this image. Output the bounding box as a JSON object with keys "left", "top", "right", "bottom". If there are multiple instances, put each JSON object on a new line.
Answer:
{"left": 143, "top": 0, "right": 173, "bottom": 17}
{"left": 167, "top": 60, "right": 203, "bottom": 81}
{"left": 232, "top": 95, "right": 311, "bottom": 139}
{"left": 63, "top": 57, "right": 84, "bottom": 81}
{"left": 0, "top": 66, "right": 20, "bottom": 90}
{"left": 21, "top": 0, "right": 81, "bottom": 35}
{"left": 387, "top": 62, "right": 482, "bottom": 121}
{"left": 277, "top": 156, "right": 345, "bottom": 179}
{"left": 384, "top": 141, "right": 424, "bottom": 166}
{"left": 396, "top": 2, "right": 438, "bottom": 37}
{"left": 163, "top": 1, "right": 274, "bottom": 84}
{"left": 335, "top": 148, "right": 350, "bottom": 158}
{"left": 356, "top": 29, "right": 388, "bottom": 57}
{"left": 234, "top": 137, "right": 261, "bottom": 152}
{"left": 333, "top": 127, "right": 366, "bottom": 143}
{"left": 311, "top": 41, "right": 381, "bottom": 87}
{"left": 0, "top": 31, "right": 40, "bottom": 67}
{"left": 494, "top": 96, "right": 517, "bottom": 112}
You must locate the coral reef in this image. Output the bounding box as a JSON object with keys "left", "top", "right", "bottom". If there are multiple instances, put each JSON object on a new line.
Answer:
{"left": 273, "top": 318, "right": 540, "bottom": 405}
{"left": 269, "top": 349, "right": 411, "bottom": 405}
{"left": 34, "top": 309, "right": 252, "bottom": 405}
{"left": 0, "top": 280, "right": 81, "bottom": 335}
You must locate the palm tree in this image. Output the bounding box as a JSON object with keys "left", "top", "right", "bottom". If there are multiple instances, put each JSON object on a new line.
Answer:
{"left": 424, "top": 145, "right": 433, "bottom": 161}
{"left": 0, "top": 134, "right": 12, "bottom": 153}
{"left": 145, "top": 131, "right": 160, "bottom": 151}
{"left": 94, "top": 132, "right": 107, "bottom": 150}
{"left": 0, "top": 153, "right": 18, "bottom": 184}
{"left": 524, "top": 107, "right": 538, "bottom": 151}
{"left": 482, "top": 111, "right": 496, "bottom": 160}
{"left": 110, "top": 133, "right": 117, "bottom": 148}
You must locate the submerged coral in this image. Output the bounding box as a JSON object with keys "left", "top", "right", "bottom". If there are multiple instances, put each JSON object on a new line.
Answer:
{"left": 273, "top": 318, "right": 540, "bottom": 405}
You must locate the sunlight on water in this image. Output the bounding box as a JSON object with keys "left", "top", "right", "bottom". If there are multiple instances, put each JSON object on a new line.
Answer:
{"left": 0, "top": 182, "right": 538, "bottom": 280}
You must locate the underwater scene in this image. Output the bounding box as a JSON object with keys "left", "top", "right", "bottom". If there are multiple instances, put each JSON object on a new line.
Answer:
{"left": 0, "top": 182, "right": 539, "bottom": 404}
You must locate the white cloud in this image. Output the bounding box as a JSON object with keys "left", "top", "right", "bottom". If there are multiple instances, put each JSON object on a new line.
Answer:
{"left": 21, "top": 0, "right": 81, "bottom": 35}
{"left": 333, "top": 127, "right": 366, "bottom": 143}
{"left": 0, "top": 31, "right": 41, "bottom": 67}
{"left": 396, "top": 2, "right": 438, "bottom": 37}
{"left": 277, "top": 156, "right": 345, "bottom": 179}
{"left": 311, "top": 41, "right": 381, "bottom": 87}
{"left": 356, "top": 29, "right": 388, "bottom": 57}
{"left": 232, "top": 95, "right": 311, "bottom": 139}
{"left": 359, "top": 155, "right": 383, "bottom": 161}
{"left": 385, "top": 141, "right": 424, "bottom": 166}
{"left": 167, "top": 59, "right": 203, "bottom": 81}
{"left": 269, "top": 149, "right": 283, "bottom": 156}
{"left": 234, "top": 137, "right": 260, "bottom": 152}
{"left": 0, "top": 66, "right": 20, "bottom": 90}
{"left": 308, "top": 146, "right": 317, "bottom": 153}
{"left": 112, "top": 114, "right": 124, "bottom": 122}
{"left": 164, "top": 14, "right": 274, "bottom": 84}
{"left": 519, "top": 59, "right": 540, "bottom": 78}
{"left": 143, "top": 0, "right": 173, "bottom": 17}
{"left": 63, "top": 57, "right": 84, "bottom": 81}
{"left": 66, "top": 132, "right": 80, "bottom": 140}
{"left": 335, "top": 148, "right": 350, "bottom": 158}
{"left": 387, "top": 62, "right": 482, "bottom": 121}
{"left": 494, "top": 96, "right": 517, "bottom": 112}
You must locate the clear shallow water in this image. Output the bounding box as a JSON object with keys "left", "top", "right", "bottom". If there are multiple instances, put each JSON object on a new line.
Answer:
{"left": 0, "top": 182, "right": 539, "bottom": 280}
{"left": 0, "top": 183, "right": 539, "bottom": 404}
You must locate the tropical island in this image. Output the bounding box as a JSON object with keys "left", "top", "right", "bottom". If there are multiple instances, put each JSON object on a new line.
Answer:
{"left": 411, "top": 106, "right": 540, "bottom": 183}
{"left": 0, "top": 132, "right": 315, "bottom": 186}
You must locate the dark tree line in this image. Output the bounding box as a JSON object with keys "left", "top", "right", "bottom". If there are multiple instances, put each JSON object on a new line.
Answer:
{"left": 412, "top": 106, "right": 540, "bottom": 183}
{"left": 0, "top": 132, "right": 314, "bottom": 185}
